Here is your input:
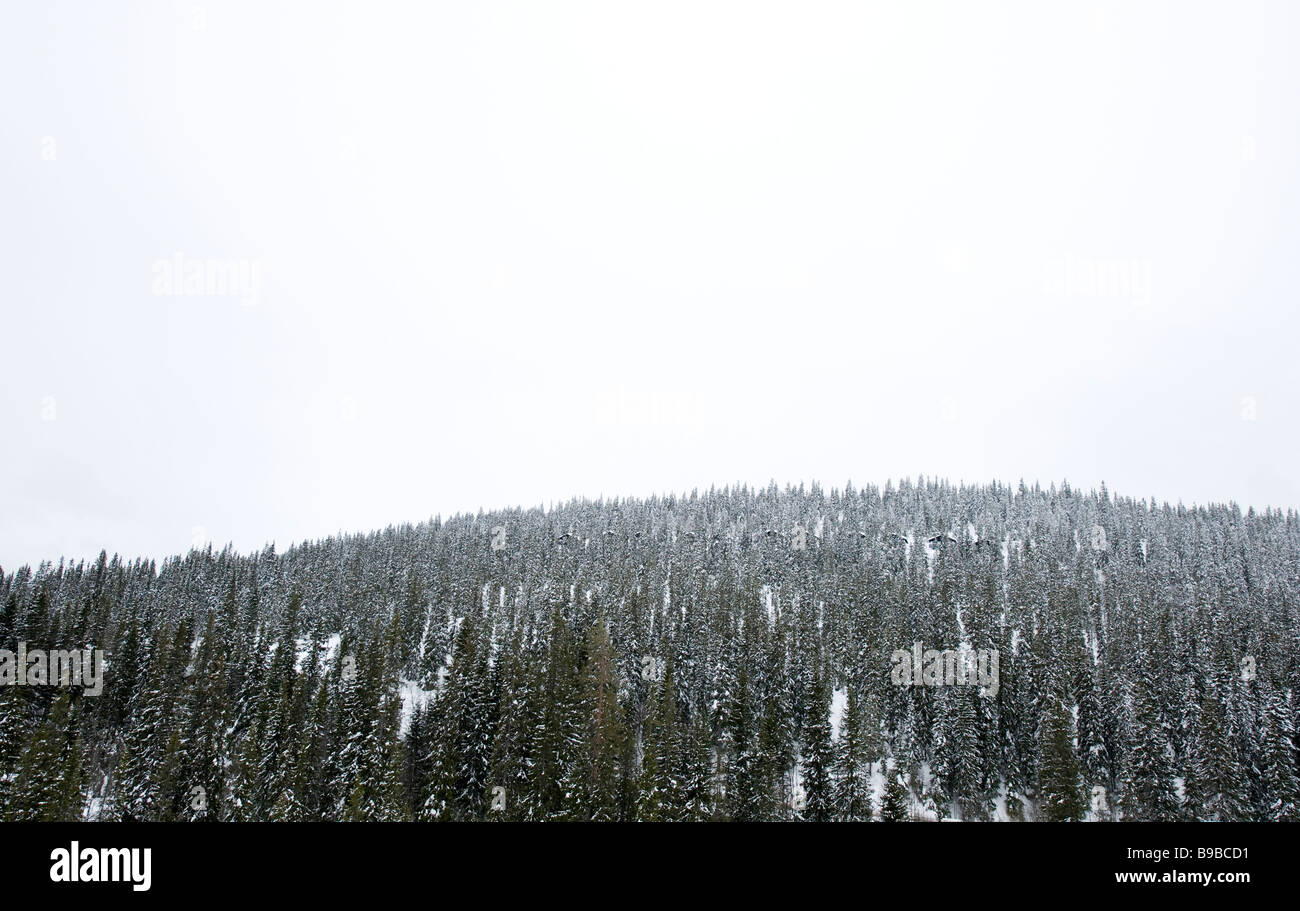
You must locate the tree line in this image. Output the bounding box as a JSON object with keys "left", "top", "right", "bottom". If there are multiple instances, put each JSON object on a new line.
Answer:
{"left": 1, "top": 478, "right": 1297, "bottom": 821}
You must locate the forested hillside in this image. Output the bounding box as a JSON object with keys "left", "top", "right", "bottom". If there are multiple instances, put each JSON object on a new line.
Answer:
{"left": 2, "top": 478, "right": 1298, "bottom": 822}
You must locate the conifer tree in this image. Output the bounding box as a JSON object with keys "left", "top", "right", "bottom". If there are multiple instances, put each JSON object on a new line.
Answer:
{"left": 1120, "top": 675, "right": 1180, "bottom": 820}
{"left": 423, "top": 612, "right": 492, "bottom": 820}
{"left": 1037, "top": 691, "right": 1085, "bottom": 821}
{"left": 1259, "top": 690, "right": 1300, "bottom": 821}
{"left": 801, "top": 666, "right": 833, "bottom": 821}
{"left": 880, "top": 761, "right": 911, "bottom": 822}
{"left": 0, "top": 684, "right": 28, "bottom": 811}
{"left": 638, "top": 657, "right": 683, "bottom": 820}
{"left": 1187, "top": 685, "right": 1250, "bottom": 821}
{"left": 11, "top": 692, "right": 83, "bottom": 821}
{"left": 834, "top": 687, "right": 872, "bottom": 821}
{"left": 680, "top": 713, "right": 715, "bottom": 822}
{"left": 581, "top": 618, "right": 625, "bottom": 820}
{"left": 533, "top": 604, "right": 583, "bottom": 820}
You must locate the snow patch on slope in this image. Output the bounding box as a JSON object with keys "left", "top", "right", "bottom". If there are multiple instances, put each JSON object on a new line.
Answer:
{"left": 829, "top": 686, "right": 848, "bottom": 741}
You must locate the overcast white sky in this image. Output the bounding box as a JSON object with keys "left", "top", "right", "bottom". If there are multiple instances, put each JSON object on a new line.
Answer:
{"left": 2, "top": 0, "right": 1298, "bottom": 568}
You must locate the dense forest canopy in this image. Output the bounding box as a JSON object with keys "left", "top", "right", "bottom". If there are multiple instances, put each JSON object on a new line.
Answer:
{"left": 2, "top": 477, "right": 1297, "bottom": 822}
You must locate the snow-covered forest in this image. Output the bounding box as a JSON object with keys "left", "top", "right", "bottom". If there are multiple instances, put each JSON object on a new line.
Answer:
{"left": 2, "top": 478, "right": 1298, "bottom": 822}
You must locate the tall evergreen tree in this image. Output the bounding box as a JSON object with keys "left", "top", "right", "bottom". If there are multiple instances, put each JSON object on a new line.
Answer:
{"left": 801, "top": 666, "right": 833, "bottom": 822}
{"left": 1037, "top": 691, "right": 1085, "bottom": 821}
{"left": 1120, "top": 675, "right": 1181, "bottom": 821}
{"left": 1187, "top": 685, "right": 1250, "bottom": 821}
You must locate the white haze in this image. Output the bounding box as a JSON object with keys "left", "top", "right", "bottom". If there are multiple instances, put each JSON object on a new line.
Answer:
{"left": 2, "top": 0, "right": 1298, "bottom": 567}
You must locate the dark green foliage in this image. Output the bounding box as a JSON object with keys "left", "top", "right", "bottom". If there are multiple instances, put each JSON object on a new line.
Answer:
{"left": 0, "top": 480, "right": 1295, "bottom": 822}
{"left": 880, "top": 762, "right": 911, "bottom": 822}
{"left": 1037, "top": 692, "right": 1086, "bottom": 821}
{"left": 801, "top": 666, "right": 833, "bottom": 821}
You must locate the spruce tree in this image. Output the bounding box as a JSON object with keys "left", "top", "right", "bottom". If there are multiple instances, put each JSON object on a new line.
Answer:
{"left": 1257, "top": 690, "right": 1300, "bottom": 821}
{"left": 833, "top": 687, "right": 872, "bottom": 821}
{"left": 1187, "top": 686, "right": 1250, "bottom": 821}
{"left": 1120, "top": 676, "right": 1181, "bottom": 820}
{"left": 880, "top": 761, "right": 911, "bottom": 822}
{"left": 1037, "top": 692, "right": 1085, "bottom": 821}
{"left": 581, "top": 618, "right": 625, "bottom": 820}
{"left": 638, "top": 657, "right": 683, "bottom": 820}
{"left": 801, "top": 666, "right": 833, "bottom": 821}
{"left": 11, "top": 692, "right": 84, "bottom": 821}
